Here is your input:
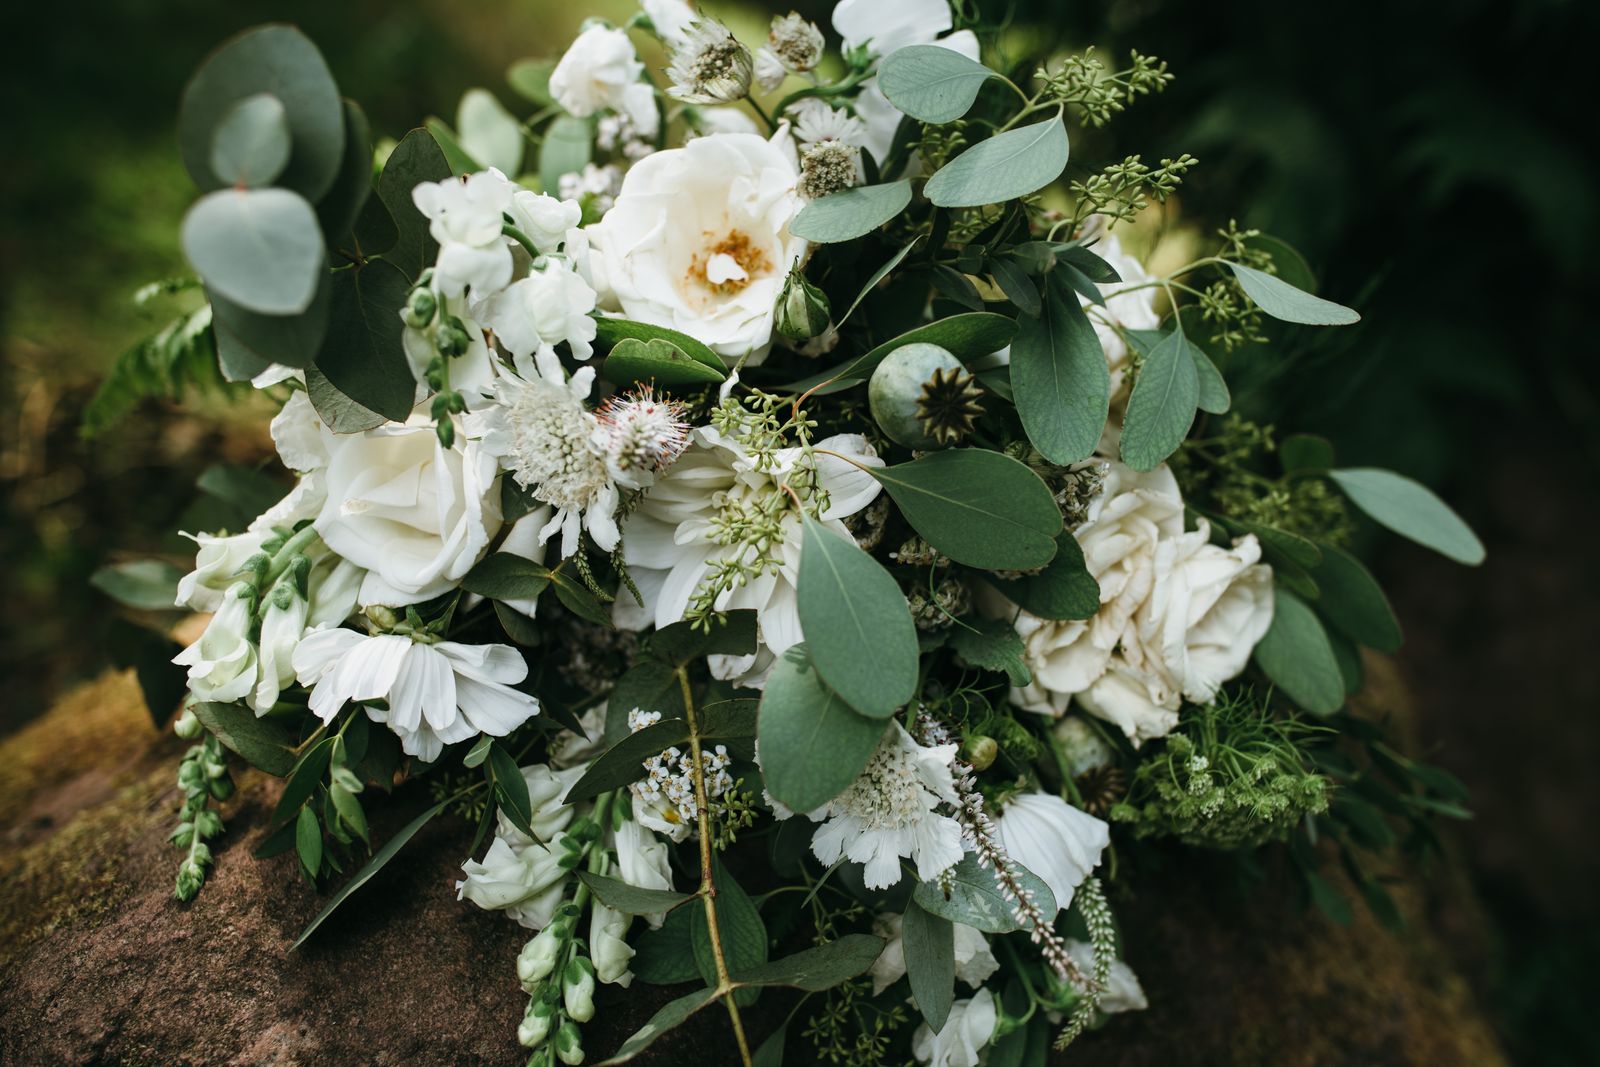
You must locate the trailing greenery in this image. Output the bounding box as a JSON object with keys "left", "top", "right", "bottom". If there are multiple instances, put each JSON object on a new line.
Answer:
{"left": 169, "top": 708, "right": 234, "bottom": 901}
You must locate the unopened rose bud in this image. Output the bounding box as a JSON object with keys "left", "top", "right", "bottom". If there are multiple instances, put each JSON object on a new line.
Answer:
{"left": 776, "top": 267, "right": 831, "bottom": 342}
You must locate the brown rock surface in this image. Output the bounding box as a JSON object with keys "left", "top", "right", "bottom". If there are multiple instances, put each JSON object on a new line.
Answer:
{"left": 1, "top": 664, "right": 1505, "bottom": 1066}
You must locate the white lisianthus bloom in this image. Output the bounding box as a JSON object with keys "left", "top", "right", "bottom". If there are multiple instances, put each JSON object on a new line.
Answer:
{"left": 467, "top": 347, "right": 621, "bottom": 559}
{"left": 313, "top": 416, "right": 502, "bottom": 607}
{"left": 172, "top": 581, "right": 259, "bottom": 704}
{"left": 506, "top": 190, "right": 582, "bottom": 254}
{"left": 472, "top": 260, "right": 598, "bottom": 361}
{"left": 585, "top": 131, "right": 806, "bottom": 361}
{"left": 589, "top": 902, "right": 636, "bottom": 985}
{"left": 548, "top": 25, "right": 659, "bottom": 138}
{"left": 613, "top": 816, "right": 675, "bottom": 928}
{"left": 615, "top": 427, "right": 882, "bottom": 686}
{"left": 911, "top": 988, "right": 997, "bottom": 1067}
{"left": 869, "top": 912, "right": 999, "bottom": 995}
{"left": 832, "top": 0, "right": 981, "bottom": 163}
{"left": 785, "top": 721, "right": 964, "bottom": 890}
{"left": 989, "top": 461, "right": 1272, "bottom": 745}
{"left": 412, "top": 169, "right": 516, "bottom": 298}
{"left": 292, "top": 630, "right": 539, "bottom": 761}
{"left": 456, "top": 832, "right": 571, "bottom": 929}
{"left": 1064, "top": 940, "right": 1148, "bottom": 1014}
{"left": 993, "top": 792, "right": 1109, "bottom": 912}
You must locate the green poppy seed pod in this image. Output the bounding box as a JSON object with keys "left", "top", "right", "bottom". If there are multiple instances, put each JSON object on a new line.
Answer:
{"left": 964, "top": 735, "right": 999, "bottom": 771}
{"left": 402, "top": 286, "right": 437, "bottom": 329}
{"left": 868, "top": 342, "right": 963, "bottom": 449}
{"left": 775, "top": 268, "right": 831, "bottom": 342}
{"left": 554, "top": 1020, "right": 584, "bottom": 1065}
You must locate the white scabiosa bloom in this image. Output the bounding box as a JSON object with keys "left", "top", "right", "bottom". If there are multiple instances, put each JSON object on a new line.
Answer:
{"left": 468, "top": 347, "right": 621, "bottom": 559}
{"left": 548, "top": 25, "right": 659, "bottom": 138}
{"left": 910, "top": 987, "right": 997, "bottom": 1067}
{"left": 993, "top": 792, "right": 1109, "bottom": 913}
{"left": 799, "top": 721, "right": 965, "bottom": 890}
{"left": 615, "top": 427, "right": 882, "bottom": 685}
{"left": 292, "top": 629, "right": 540, "bottom": 761}
{"left": 411, "top": 169, "right": 516, "bottom": 298}
{"left": 472, "top": 260, "right": 598, "bottom": 361}
{"left": 870, "top": 912, "right": 999, "bottom": 995}
{"left": 666, "top": 20, "right": 754, "bottom": 104}
{"left": 585, "top": 131, "right": 806, "bottom": 360}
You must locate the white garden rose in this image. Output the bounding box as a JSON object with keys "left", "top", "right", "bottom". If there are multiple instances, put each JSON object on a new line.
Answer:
{"left": 585, "top": 131, "right": 806, "bottom": 361}
{"left": 548, "top": 25, "right": 658, "bottom": 138}
{"left": 313, "top": 418, "right": 502, "bottom": 607}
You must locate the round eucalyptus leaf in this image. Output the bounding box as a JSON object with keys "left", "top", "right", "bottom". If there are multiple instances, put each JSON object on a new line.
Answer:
{"left": 879, "top": 45, "right": 998, "bottom": 123}
{"left": 179, "top": 24, "right": 345, "bottom": 201}
{"left": 791, "top": 180, "right": 912, "bottom": 244}
{"left": 925, "top": 116, "right": 1069, "bottom": 208}
{"left": 182, "top": 187, "right": 324, "bottom": 315}
{"left": 209, "top": 92, "right": 291, "bottom": 187}
{"left": 456, "top": 88, "right": 524, "bottom": 176}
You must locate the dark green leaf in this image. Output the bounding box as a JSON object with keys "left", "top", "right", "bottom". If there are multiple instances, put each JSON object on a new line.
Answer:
{"left": 295, "top": 805, "right": 323, "bottom": 878}
{"left": 646, "top": 611, "right": 759, "bottom": 667}
{"left": 594, "top": 318, "right": 725, "bottom": 377}
{"left": 798, "top": 516, "right": 918, "bottom": 717}
{"left": 182, "top": 188, "right": 324, "bottom": 315}
{"left": 1229, "top": 262, "right": 1360, "bottom": 326}
{"left": 1254, "top": 586, "right": 1345, "bottom": 715}
{"left": 930, "top": 264, "right": 984, "bottom": 310}
{"left": 253, "top": 818, "right": 298, "bottom": 859}
{"left": 269, "top": 736, "right": 337, "bottom": 828}
{"left": 423, "top": 117, "right": 483, "bottom": 176}
{"left": 577, "top": 871, "right": 696, "bottom": 916}
{"left": 984, "top": 530, "right": 1098, "bottom": 621}
{"left": 604, "top": 662, "right": 685, "bottom": 744}
{"left": 373, "top": 128, "right": 451, "bottom": 281}
{"left": 753, "top": 1024, "right": 786, "bottom": 1067}
{"left": 570, "top": 701, "right": 758, "bottom": 802}
{"left": 1303, "top": 869, "right": 1354, "bottom": 924}
{"left": 292, "top": 798, "right": 450, "bottom": 948}
{"left": 1010, "top": 271, "right": 1108, "bottom": 464}
{"left": 1329, "top": 468, "right": 1485, "bottom": 565}
{"left": 490, "top": 741, "right": 536, "bottom": 838}
{"left": 603, "top": 336, "right": 726, "bottom": 387}
{"left": 1311, "top": 544, "right": 1402, "bottom": 653}
{"left": 631, "top": 904, "right": 701, "bottom": 984}
{"left": 209, "top": 269, "right": 331, "bottom": 371}
{"left": 911, "top": 853, "right": 1055, "bottom": 933}
{"left": 91, "top": 559, "right": 183, "bottom": 611}
{"left": 989, "top": 257, "right": 1041, "bottom": 317}
{"left": 305, "top": 363, "right": 385, "bottom": 433}
{"left": 837, "top": 237, "right": 922, "bottom": 328}
{"left": 549, "top": 568, "right": 612, "bottom": 626}
{"left": 758, "top": 646, "right": 888, "bottom": 812}
{"left": 925, "top": 116, "right": 1070, "bottom": 208}
{"left": 463, "top": 734, "right": 493, "bottom": 768}
{"left": 732, "top": 933, "right": 885, "bottom": 991}
{"left": 1280, "top": 434, "right": 1335, "bottom": 473}
{"left": 902, "top": 899, "right": 955, "bottom": 1031}
{"left": 209, "top": 92, "right": 290, "bottom": 187}
{"left": 870, "top": 449, "right": 1062, "bottom": 570}
{"left": 596, "top": 986, "right": 721, "bottom": 1065}
{"left": 318, "top": 99, "right": 375, "bottom": 251}
{"left": 192, "top": 700, "right": 299, "bottom": 777}
{"left": 791, "top": 181, "right": 913, "bottom": 243}
{"left": 461, "top": 553, "right": 553, "bottom": 601}
{"left": 313, "top": 259, "right": 414, "bottom": 421}
{"left": 196, "top": 462, "right": 287, "bottom": 518}
{"left": 878, "top": 45, "right": 998, "bottom": 122}
{"left": 178, "top": 25, "right": 344, "bottom": 201}
{"left": 691, "top": 859, "right": 768, "bottom": 1004}
{"left": 1189, "top": 343, "right": 1231, "bottom": 414}
{"left": 1120, "top": 328, "right": 1198, "bottom": 472}
{"left": 1056, "top": 244, "right": 1121, "bottom": 283}
{"left": 948, "top": 617, "right": 1031, "bottom": 687}
{"left": 105, "top": 619, "right": 187, "bottom": 725}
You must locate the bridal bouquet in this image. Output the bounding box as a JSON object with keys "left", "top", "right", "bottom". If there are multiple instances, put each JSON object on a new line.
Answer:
{"left": 93, "top": 1, "right": 1484, "bottom": 1063}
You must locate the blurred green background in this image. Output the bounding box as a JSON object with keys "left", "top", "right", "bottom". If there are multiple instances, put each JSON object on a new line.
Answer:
{"left": 2, "top": 0, "right": 1595, "bottom": 1061}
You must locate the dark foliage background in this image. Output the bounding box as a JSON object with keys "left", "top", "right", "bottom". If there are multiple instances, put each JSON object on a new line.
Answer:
{"left": 2, "top": 0, "right": 1595, "bottom": 1061}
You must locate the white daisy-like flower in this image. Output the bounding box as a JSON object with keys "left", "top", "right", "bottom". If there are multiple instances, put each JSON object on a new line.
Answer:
{"left": 594, "top": 386, "right": 691, "bottom": 489}
{"left": 793, "top": 721, "right": 965, "bottom": 890}
{"left": 615, "top": 426, "right": 883, "bottom": 685}
{"left": 667, "top": 20, "right": 755, "bottom": 104}
{"left": 791, "top": 100, "right": 868, "bottom": 148}
{"left": 992, "top": 791, "right": 1109, "bottom": 913}
{"left": 292, "top": 629, "right": 540, "bottom": 762}
{"left": 469, "top": 347, "right": 621, "bottom": 559}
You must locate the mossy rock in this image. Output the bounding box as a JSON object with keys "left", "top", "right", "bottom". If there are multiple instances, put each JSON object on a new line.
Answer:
{"left": 0, "top": 663, "right": 1506, "bottom": 1065}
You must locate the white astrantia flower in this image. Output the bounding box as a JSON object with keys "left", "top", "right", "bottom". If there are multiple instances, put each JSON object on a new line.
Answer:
{"left": 870, "top": 912, "right": 999, "bottom": 995}
{"left": 790, "top": 99, "right": 868, "bottom": 148}
{"left": 1064, "top": 940, "right": 1148, "bottom": 1014}
{"left": 472, "top": 259, "right": 598, "bottom": 361}
{"left": 788, "top": 721, "right": 965, "bottom": 890}
{"left": 585, "top": 130, "right": 806, "bottom": 360}
{"left": 993, "top": 792, "right": 1109, "bottom": 913}
{"left": 985, "top": 461, "right": 1272, "bottom": 746}
{"left": 467, "top": 347, "right": 621, "bottom": 559}
{"left": 911, "top": 987, "right": 997, "bottom": 1067}
{"left": 766, "top": 12, "right": 825, "bottom": 73}
{"left": 313, "top": 415, "right": 502, "bottom": 607}
{"left": 173, "top": 581, "right": 259, "bottom": 704}
{"left": 615, "top": 427, "right": 883, "bottom": 686}
{"left": 412, "top": 169, "right": 516, "bottom": 298}
{"left": 832, "top": 0, "right": 981, "bottom": 162}
{"left": 292, "top": 629, "right": 540, "bottom": 761}
{"left": 666, "top": 20, "right": 754, "bottom": 104}
{"left": 754, "top": 47, "right": 787, "bottom": 93}
{"left": 548, "top": 25, "right": 659, "bottom": 138}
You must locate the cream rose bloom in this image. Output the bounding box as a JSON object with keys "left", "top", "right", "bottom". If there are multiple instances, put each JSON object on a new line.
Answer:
{"left": 313, "top": 418, "right": 502, "bottom": 607}
{"left": 988, "top": 461, "right": 1273, "bottom": 746}
{"left": 585, "top": 131, "right": 806, "bottom": 361}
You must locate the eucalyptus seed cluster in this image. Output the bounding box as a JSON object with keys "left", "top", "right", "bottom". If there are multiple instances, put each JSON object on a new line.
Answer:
{"left": 1035, "top": 48, "right": 1174, "bottom": 127}
{"left": 171, "top": 709, "right": 234, "bottom": 901}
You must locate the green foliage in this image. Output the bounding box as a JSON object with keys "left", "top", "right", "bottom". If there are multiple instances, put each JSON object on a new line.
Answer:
{"left": 912, "top": 853, "right": 1056, "bottom": 933}
{"left": 803, "top": 975, "right": 911, "bottom": 1067}
{"left": 1034, "top": 48, "right": 1173, "bottom": 126}
{"left": 791, "top": 181, "right": 913, "bottom": 243}
{"left": 1120, "top": 328, "right": 1199, "bottom": 471}
{"left": 758, "top": 645, "right": 887, "bottom": 812}
{"left": 925, "top": 115, "right": 1070, "bottom": 208}
{"left": 81, "top": 295, "right": 241, "bottom": 438}
{"left": 1010, "top": 270, "right": 1109, "bottom": 464}
{"left": 1111, "top": 691, "right": 1330, "bottom": 848}
{"left": 878, "top": 45, "right": 999, "bottom": 124}
{"left": 169, "top": 713, "right": 234, "bottom": 901}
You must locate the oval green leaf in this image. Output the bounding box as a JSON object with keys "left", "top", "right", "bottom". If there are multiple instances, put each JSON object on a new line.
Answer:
{"left": 1329, "top": 467, "right": 1485, "bottom": 565}
{"left": 457, "top": 88, "right": 524, "bottom": 176}
{"left": 925, "top": 115, "right": 1069, "bottom": 208}
{"left": 603, "top": 337, "right": 726, "bottom": 387}
{"left": 785, "top": 312, "right": 1017, "bottom": 393}
{"left": 798, "top": 515, "right": 919, "bottom": 717}
{"left": 1229, "top": 262, "right": 1360, "bottom": 326}
{"left": 902, "top": 900, "right": 956, "bottom": 1031}
{"left": 1311, "top": 544, "right": 1403, "bottom": 653}
{"left": 312, "top": 259, "right": 415, "bottom": 421}
{"left": 1253, "top": 585, "right": 1345, "bottom": 715}
{"left": 182, "top": 187, "right": 324, "bottom": 315}
{"left": 1189, "top": 343, "right": 1231, "bottom": 414}
{"left": 577, "top": 871, "right": 695, "bottom": 916}
{"left": 540, "top": 114, "right": 592, "bottom": 194}
{"left": 791, "top": 180, "right": 913, "bottom": 243}
{"left": 1120, "top": 328, "right": 1199, "bottom": 472}
{"left": 209, "top": 92, "right": 291, "bottom": 187}
{"left": 594, "top": 317, "right": 726, "bottom": 376}
{"left": 1010, "top": 271, "right": 1108, "bottom": 464}
{"left": 758, "top": 646, "right": 889, "bottom": 813}
{"left": 871, "top": 449, "right": 1062, "bottom": 571}
{"left": 879, "top": 45, "right": 999, "bottom": 123}
{"left": 984, "top": 530, "right": 1099, "bottom": 621}
{"left": 911, "top": 853, "right": 1055, "bottom": 933}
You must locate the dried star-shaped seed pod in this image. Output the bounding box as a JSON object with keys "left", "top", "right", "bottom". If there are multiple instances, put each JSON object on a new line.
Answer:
{"left": 916, "top": 365, "right": 986, "bottom": 447}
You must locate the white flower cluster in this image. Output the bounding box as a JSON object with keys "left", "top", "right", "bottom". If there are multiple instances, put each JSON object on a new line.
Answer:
{"left": 626, "top": 707, "right": 735, "bottom": 842}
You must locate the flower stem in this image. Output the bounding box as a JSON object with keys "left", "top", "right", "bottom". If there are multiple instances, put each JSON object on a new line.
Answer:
{"left": 676, "top": 665, "right": 753, "bottom": 1067}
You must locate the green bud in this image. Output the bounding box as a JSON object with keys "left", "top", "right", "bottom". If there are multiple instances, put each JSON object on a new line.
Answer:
{"left": 562, "top": 956, "right": 596, "bottom": 1022}
{"left": 436, "top": 318, "right": 470, "bottom": 358}
{"left": 365, "top": 605, "right": 400, "bottom": 631}
{"left": 775, "top": 266, "right": 831, "bottom": 342}
{"left": 402, "top": 286, "right": 438, "bottom": 329}
{"left": 174, "top": 708, "right": 202, "bottom": 740}
{"left": 517, "top": 996, "right": 557, "bottom": 1048}
{"left": 518, "top": 926, "right": 564, "bottom": 989}
{"left": 436, "top": 419, "right": 455, "bottom": 449}
{"left": 964, "top": 735, "right": 999, "bottom": 771}
{"left": 554, "top": 1020, "right": 584, "bottom": 1065}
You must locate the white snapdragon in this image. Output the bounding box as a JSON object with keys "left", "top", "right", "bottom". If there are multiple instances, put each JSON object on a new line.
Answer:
{"left": 639, "top": 0, "right": 696, "bottom": 45}
{"left": 457, "top": 833, "right": 571, "bottom": 928}
{"left": 172, "top": 581, "right": 259, "bottom": 704}
{"left": 473, "top": 260, "right": 598, "bottom": 361}
{"left": 253, "top": 575, "right": 309, "bottom": 713}
{"left": 613, "top": 815, "right": 675, "bottom": 928}
{"left": 506, "top": 190, "right": 582, "bottom": 254}
{"left": 589, "top": 902, "right": 635, "bottom": 985}
{"left": 411, "top": 169, "right": 516, "bottom": 298}
{"left": 910, "top": 988, "right": 998, "bottom": 1067}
